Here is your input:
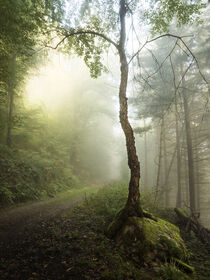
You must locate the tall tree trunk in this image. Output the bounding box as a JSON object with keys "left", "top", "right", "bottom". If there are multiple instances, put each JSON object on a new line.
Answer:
{"left": 6, "top": 55, "right": 16, "bottom": 147}
{"left": 118, "top": 0, "right": 142, "bottom": 216}
{"left": 195, "top": 144, "right": 200, "bottom": 213}
{"left": 180, "top": 45, "right": 196, "bottom": 214}
{"left": 144, "top": 119, "right": 148, "bottom": 188}
{"left": 163, "top": 116, "right": 169, "bottom": 207}
{"left": 184, "top": 148, "right": 189, "bottom": 205}
{"left": 182, "top": 84, "right": 196, "bottom": 213}
{"left": 175, "top": 94, "right": 182, "bottom": 208}
{"left": 164, "top": 146, "right": 176, "bottom": 190}
{"left": 155, "top": 119, "right": 163, "bottom": 203}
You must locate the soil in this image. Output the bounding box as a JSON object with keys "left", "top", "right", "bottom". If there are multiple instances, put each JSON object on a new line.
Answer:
{"left": 0, "top": 194, "right": 84, "bottom": 244}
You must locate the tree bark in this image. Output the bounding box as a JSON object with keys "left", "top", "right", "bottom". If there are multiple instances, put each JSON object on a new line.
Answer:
{"left": 194, "top": 144, "right": 200, "bottom": 213}
{"left": 6, "top": 55, "right": 16, "bottom": 147}
{"left": 184, "top": 148, "right": 189, "bottom": 205}
{"left": 163, "top": 116, "right": 169, "bottom": 207}
{"left": 182, "top": 85, "right": 196, "bottom": 213}
{"left": 175, "top": 94, "right": 182, "bottom": 208}
{"left": 144, "top": 119, "right": 148, "bottom": 188}
{"left": 155, "top": 119, "right": 163, "bottom": 203}
{"left": 179, "top": 44, "right": 196, "bottom": 214}
{"left": 118, "top": 0, "right": 142, "bottom": 216}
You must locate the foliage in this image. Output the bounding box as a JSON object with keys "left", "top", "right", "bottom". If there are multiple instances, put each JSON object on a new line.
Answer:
{"left": 0, "top": 0, "right": 64, "bottom": 148}
{"left": 144, "top": 0, "right": 206, "bottom": 34}
{"left": 0, "top": 144, "right": 81, "bottom": 205}
{"left": 134, "top": 125, "right": 152, "bottom": 135}
{"left": 83, "top": 182, "right": 128, "bottom": 224}
{"left": 160, "top": 262, "right": 191, "bottom": 280}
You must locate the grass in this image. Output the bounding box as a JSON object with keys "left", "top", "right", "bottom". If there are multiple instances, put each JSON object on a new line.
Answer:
{"left": 45, "top": 185, "right": 100, "bottom": 205}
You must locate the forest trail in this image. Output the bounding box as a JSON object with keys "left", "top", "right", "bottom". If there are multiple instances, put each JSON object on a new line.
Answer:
{"left": 0, "top": 187, "right": 97, "bottom": 244}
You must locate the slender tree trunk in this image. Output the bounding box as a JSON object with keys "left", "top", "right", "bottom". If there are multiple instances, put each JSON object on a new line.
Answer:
{"left": 180, "top": 45, "right": 196, "bottom": 214}
{"left": 184, "top": 148, "right": 189, "bottom": 205}
{"left": 175, "top": 95, "right": 182, "bottom": 208}
{"left": 144, "top": 119, "right": 148, "bottom": 188}
{"left": 155, "top": 119, "right": 163, "bottom": 203}
{"left": 164, "top": 146, "right": 176, "bottom": 189}
{"left": 6, "top": 55, "right": 16, "bottom": 147}
{"left": 195, "top": 144, "right": 200, "bottom": 213}
{"left": 118, "top": 0, "right": 142, "bottom": 216}
{"left": 163, "top": 116, "right": 169, "bottom": 207}
{"left": 182, "top": 87, "right": 196, "bottom": 213}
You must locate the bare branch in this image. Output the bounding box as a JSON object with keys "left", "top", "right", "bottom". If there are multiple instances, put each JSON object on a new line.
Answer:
{"left": 128, "top": 33, "right": 193, "bottom": 64}
{"left": 144, "top": 39, "right": 178, "bottom": 82}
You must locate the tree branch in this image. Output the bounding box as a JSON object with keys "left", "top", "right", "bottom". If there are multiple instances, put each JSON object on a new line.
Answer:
{"left": 128, "top": 33, "right": 193, "bottom": 64}
{"left": 45, "top": 30, "right": 119, "bottom": 50}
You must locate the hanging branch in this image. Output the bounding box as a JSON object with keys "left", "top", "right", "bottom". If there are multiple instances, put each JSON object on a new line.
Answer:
{"left": 45, "top": 29, "right": 119, "bottom": 50}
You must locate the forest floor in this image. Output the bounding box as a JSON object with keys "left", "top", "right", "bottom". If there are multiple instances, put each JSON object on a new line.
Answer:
{"left": 0, "top": 187, "right": 97, "bottom": 243}
{"left": 0, "top": 184, "right": 210, "bottom": 280}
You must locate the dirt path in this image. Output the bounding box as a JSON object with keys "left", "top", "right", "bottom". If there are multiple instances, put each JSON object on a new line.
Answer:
{"left": 0, "top": 190, "right": 89, "bottom": 244}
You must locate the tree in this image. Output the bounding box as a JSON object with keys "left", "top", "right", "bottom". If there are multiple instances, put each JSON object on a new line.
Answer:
{"left": 47, "top": 0, "right": 207, "bottom": 224}
{"left": 0, "top": 0, "right": 63, "bottom": 146}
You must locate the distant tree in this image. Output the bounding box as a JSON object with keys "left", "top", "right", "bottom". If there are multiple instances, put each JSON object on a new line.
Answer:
{"left": 0, "top": 0, "right": 63, "bottom": 146}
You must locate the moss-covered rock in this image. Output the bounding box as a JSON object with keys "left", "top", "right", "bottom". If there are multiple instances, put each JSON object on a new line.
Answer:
{"left": 107, "top": 212, "right": 193, "bottom": 276}
{"left": 115, "top": 216, "right": 188, "bottom": 260}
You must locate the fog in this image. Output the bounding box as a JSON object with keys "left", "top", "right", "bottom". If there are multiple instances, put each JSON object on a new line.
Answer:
{"left": 23, "top": 39, "right": 210, "bottom": 228}
{"left": 25, "top": 53, "right": 127, "bottom": 184}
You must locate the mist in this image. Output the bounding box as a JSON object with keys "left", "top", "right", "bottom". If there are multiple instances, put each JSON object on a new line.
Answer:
{"left": 25, "top": 53, "right": 126, "bottom": 184}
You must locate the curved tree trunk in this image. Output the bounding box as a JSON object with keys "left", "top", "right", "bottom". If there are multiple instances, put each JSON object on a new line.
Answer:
{"left": 118, "top": 0, "right": 142, "bottom": 216}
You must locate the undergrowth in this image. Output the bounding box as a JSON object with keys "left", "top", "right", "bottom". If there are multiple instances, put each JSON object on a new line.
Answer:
{"left": 0, "top": 144, "right": 82, "bottom": 206}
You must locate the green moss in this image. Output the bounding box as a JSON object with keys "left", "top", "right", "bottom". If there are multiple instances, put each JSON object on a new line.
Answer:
{"left": 106, "top": 207, "right": 128, "bottom": 238}
{"left": 112, "top": 214, "right": 189, "bottom": 265}
{"left": 106, "top": 203, "right": 143, "bottom": 239}
{"left": 142, "top": 217, "right": 188, "bottom": 260}
{"left": 175, "top": 208, "right": 189, "bottom": 218}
